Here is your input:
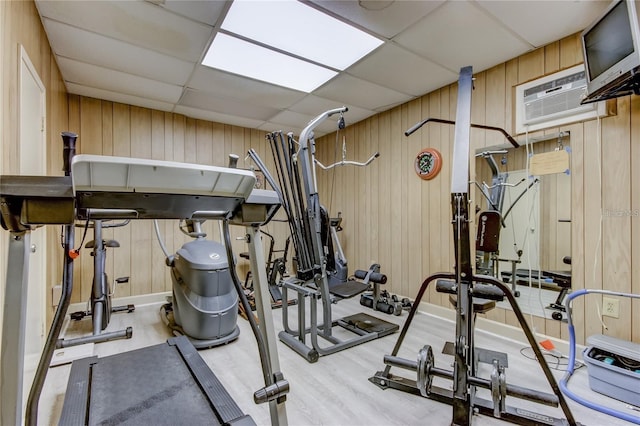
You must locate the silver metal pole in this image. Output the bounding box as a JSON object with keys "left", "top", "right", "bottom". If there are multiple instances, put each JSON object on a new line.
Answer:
{"left": 1, "top": 231, "right": 30, "bottom": 426}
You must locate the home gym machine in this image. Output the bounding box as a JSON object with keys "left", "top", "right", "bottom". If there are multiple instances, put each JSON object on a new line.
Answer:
{"left": 300, "top": 125, "right": 403, "bottom": 314}
{"left": 248, "top": 108, "right": 398, "bottom": 363}
{"left": 369, "top": 67, "right": 580, "bottom": 425}
{"left": 323, "top": 211, "right": 404, "bottom": 314}
{"left": 56, "top": 218, "right": 134, "bottom": 349}
{"left": 0, "top": 132, "right": 289, "bottom": 426}
{"left": 312, "top": 137, "right": 389, "bottom": 300}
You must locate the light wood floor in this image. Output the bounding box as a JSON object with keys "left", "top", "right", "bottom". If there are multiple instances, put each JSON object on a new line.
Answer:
{"left": 38, "top": 296, "right": 637, "bottom": 426}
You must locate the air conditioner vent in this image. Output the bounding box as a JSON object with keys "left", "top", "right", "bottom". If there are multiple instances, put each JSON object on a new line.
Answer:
{"left": 515, "top": 64, "right": 606, "bottom": 134}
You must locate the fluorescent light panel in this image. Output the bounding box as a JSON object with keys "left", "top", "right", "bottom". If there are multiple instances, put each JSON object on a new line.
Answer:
{"left": 221, "top": 0, "right": 383, "bottom": 71}
{"left": 202, "top": 0, "right": 383, "bottom": 92}
{"left": 202, "top": 33, "right": 338, "bottom": 93}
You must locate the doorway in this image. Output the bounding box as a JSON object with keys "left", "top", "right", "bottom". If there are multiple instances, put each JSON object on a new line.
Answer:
{"left": 18, "top": 44, "right": 47, "bottom": 418}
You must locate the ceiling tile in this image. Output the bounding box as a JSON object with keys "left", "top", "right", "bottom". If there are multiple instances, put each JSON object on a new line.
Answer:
{"left": 267, "top": 110, "right": 344, "bottom": 137}
{"left": 309, "top": 0, "right": 444, "bottom": 39}
{"left": 394, "top": 1, "right": 533, "bottom": 73}
{"left": 258, "top": 121, "right": 300, "bottom": 135}
{"left": 261, "top": 110, "right": 310, "bottom": 136}
{"left": 268, "top": 110, "right": 315, "bottom": 128}
{"left": 35, "top": 0, "right": 608, "bottom": 136}
{"left": 43, "top": 18, "right": 195, "bottom": 85}
{"left": 35, "top": 0, "right": 213, "bottom": 62}
{"left": 288, "top": 95, "right": 375, "bottom": 125}
{"left": 179, "top": 89, "right": 281, "bottom": 121}
{"left": 477, "top": 1, "right": 610, "bottom": 48}
{"left": 314, "top": 74, "right": 412, "bottom": 111}
{"left": 65, "top": 82, "right": 174, "bottom": 112}
{"left": 57, "top": 57, "right": 183, "bottom": 103}
{"left": 347, "top": 43, "right": 458, "bottom": 96}
{"left": 258, "top": 117, "right": 339, "bottom": 138}
{"left": 188, "top": 66, "right": 306, "bottom": 109}
{"left": 159, "top": 0, "right": 228, "bottom": 26}
{"left": 174, "top": 105, "right": 265, "bottom": 130}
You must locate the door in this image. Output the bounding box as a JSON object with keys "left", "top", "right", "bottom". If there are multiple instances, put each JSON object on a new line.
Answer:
{"left": 18, "top": 44, "right": 47, "bottom": 419}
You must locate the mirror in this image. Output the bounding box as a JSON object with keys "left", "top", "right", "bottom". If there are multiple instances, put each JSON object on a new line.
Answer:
{"left": 473, "top": 133, "right": 571, "bottom": 321}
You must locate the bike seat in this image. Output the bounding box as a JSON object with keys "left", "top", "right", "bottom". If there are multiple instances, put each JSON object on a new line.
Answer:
{"left": 85, "top": 239, "right": 120, "bottom": 249}
{"left": 105, "top": 239, "right": 120, "bottom": 248}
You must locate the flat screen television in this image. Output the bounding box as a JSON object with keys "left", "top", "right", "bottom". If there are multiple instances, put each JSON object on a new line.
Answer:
{"left": 581, "top": 0, "right": 640, "bottom": 104}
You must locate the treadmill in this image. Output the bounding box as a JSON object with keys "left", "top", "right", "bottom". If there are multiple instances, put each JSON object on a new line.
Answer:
{"left": 0, "top": 133, "right": 289, "bottom": 426}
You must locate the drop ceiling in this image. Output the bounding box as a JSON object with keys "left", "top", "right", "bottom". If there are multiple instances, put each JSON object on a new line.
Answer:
{"left": 35, "top": 0, "right": 609, "bottom": 137}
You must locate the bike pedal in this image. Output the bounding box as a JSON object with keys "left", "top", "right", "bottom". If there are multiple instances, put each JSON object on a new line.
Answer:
{"left": 70, "top": 311, "right": 86, "bottom": 321}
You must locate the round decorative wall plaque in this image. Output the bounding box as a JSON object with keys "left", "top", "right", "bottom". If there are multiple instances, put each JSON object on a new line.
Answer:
{"left": 414, "top": 148, "right": 442, "bottom": 180}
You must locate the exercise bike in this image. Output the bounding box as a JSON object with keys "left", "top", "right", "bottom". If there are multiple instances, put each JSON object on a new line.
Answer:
{"left": 240, "top": 231, "right": 295, "bottom": 311}
{"left": 57, "top": 219, "right": 134, "bottom": 348}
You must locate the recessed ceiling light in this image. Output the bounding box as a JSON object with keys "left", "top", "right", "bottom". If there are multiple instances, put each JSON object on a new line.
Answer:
{"left": 202, "top": 33, "right": 338, "bottom": 93}
{"left": 201, "top": 0, "right": 383, "bottom": 92}
{"left": 221, "top": 0, "right": 383, "bottom": 71}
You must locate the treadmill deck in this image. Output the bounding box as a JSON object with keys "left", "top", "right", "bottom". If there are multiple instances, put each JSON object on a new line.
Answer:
{"left": 60, "top": 336, "right": 255, "bottom": 426}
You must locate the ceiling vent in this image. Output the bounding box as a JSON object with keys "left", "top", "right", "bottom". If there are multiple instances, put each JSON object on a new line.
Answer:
{"left": 515, "top": 64, "right": 606, "bottom": 134}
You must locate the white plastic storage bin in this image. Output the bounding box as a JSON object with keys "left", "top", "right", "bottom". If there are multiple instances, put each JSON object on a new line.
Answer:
{"left": 582, "top": 334, "right": 640, "bottom": 406}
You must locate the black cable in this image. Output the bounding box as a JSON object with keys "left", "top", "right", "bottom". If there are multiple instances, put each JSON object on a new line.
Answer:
{"left": 519, "top": 346, "right": 585, "bottom": 372}
{"left": 72, "top": 219, "right": 91, "bottom": 255}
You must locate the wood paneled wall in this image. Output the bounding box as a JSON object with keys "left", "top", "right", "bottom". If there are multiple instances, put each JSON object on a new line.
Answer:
{"left": 0, "top": 0, "right": 69, "bottom": 340}
{"left": 2, "top": 1, "right": 638, "bottom": 347}
{"left": 315, "top": 35, "right": 639, "bottom": 345}
{"left": 64, "top": 97, "right": 290, "bottom": 305}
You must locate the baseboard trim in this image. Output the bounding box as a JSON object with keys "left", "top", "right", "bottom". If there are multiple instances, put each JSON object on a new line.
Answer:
{"left": 418, "top": 301, "right": 584, "bottom": 360}
{"left": 67, "top": 291, "right": 171, "bottom": 314}
{"left": 68, "top": 294, "right": 582, "bottom": 359}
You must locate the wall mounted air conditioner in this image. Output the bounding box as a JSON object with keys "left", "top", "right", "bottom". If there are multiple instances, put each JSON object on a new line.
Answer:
{"left": 515, "top": 64, "right": 606, "bottom": 134}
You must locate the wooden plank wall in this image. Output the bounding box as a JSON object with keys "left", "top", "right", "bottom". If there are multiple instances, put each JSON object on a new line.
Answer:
{"left": 315, "top": 34, "right": 639, "bottom": 345}
{"left": 2, "top": 1, "right": 638, "bottom": 347}
{"left": 64, "top": 97, "right": 291, "bottom": 305}
{"left": 0, "top": 0, "right": 69, "bottom": 338}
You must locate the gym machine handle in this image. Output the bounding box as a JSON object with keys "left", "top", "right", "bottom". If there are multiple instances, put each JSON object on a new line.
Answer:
{"left": 404, "top": 118, "right": 519, "bottom": 148}
{"left": 253, "top": 374, "right": 290, "bottom": 405}
{"left": 315, "top": 152, "right": 379, "bottom": 170}
{"left": 435, "top": 279, "right": 504, "bottom": 301}
{"left": 354, "top": 269, "right": 387, "bottom": 284}
{"left": 61, "top": 132, "right": 77, "bottom": 176}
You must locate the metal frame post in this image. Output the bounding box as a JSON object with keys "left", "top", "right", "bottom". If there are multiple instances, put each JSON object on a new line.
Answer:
{"left": 1, "top": 231, "right": 30, "bottom": 426}
{"left": 450, "top": 66, "right": 475, "bottom": 426}
{"left": 246, "top": 224, "right": 288, "bottom": 426}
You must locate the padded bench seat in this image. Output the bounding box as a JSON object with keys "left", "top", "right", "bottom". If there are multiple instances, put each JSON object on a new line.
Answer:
{"left": 436, "top": 279, "right": 504, "bottom": 314}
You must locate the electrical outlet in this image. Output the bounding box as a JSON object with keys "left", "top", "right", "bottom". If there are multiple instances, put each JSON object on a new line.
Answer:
{"left": 603, "top": 297, "right": 620, "bottom": 318}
